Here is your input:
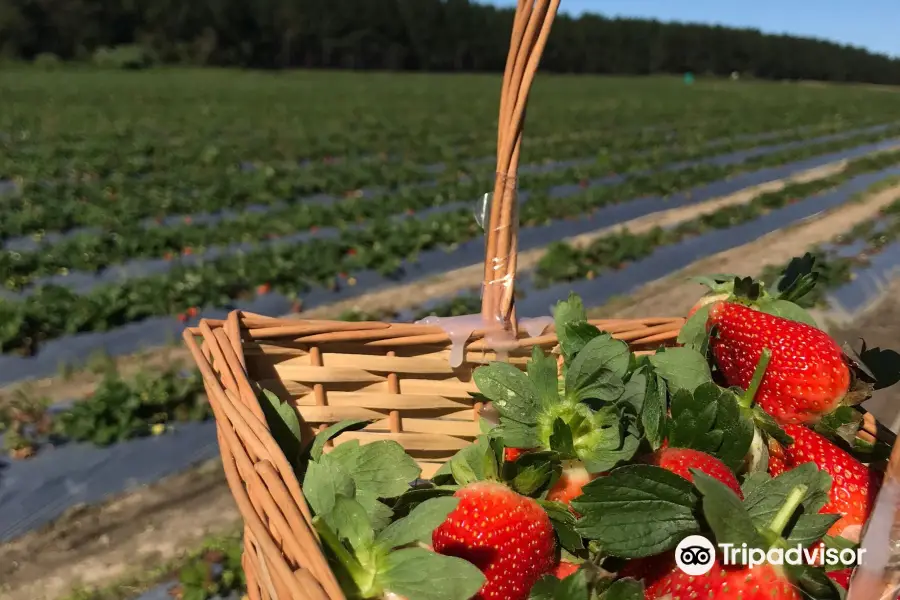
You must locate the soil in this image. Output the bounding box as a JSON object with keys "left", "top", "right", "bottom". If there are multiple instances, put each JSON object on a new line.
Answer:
{"left": 2, "top": 162, "right": 899, "bottom": 600}
{"left": 0, "top": 460, "right": 241, "bottom": 600}
{"left": 827, "top": 278, "right": 900, "bottom": 433}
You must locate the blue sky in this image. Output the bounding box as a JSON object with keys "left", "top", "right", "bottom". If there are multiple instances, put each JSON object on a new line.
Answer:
{"left": 486, "top": 1, "right": 900, "bottom": 58}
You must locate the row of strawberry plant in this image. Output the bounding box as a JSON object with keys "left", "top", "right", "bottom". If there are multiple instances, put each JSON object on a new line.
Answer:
{"left": 3, "top": 141, "right": 900, "bottom": 356}
{"left": 7, "top": 117, "right": 886, "bottom": 246}
{"left": 8, "top": 71, "right": 897, "bottom": 178}
{"left": 4, "top": 124, "right": 897, "bottom": 295}
{"left": 357, "top": 174, "right": 900, "bottom": 328}
{"left": 0, "top": 365, "right": 209, "bottom": 458}
{"left": 1, "top": 110, "right": 815, "bottom": 202}
{"left": 534, "top": 164, "right": 900, "bottom": 286}
{"left": 757, "top": 197, "right": 900, "bottom": 309}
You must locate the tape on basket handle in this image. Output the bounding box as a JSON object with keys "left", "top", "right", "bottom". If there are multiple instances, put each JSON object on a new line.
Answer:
{"left": 415, "top": 177, "right": 519, "bottom": 369}
{"left": 481, "top": 172, "right": 519, "bottom": 347}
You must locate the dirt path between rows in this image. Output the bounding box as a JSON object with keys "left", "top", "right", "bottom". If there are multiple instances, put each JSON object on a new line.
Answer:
{"left": 4, "top": 176, "right": 900, "bottom": 600}
{"left": 0, "top": 158, "right": 855, "bottom": 408}
{"left": 589, "top": 181, "right": 900, "bottom": 320}
{"left": 0, "top": 460, "right": 241, "bottom": 600}
{"left": 827, "top": 278, "right": 900, "bottom": 433}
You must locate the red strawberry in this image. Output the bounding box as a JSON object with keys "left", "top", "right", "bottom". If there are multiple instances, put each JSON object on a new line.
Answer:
{"left": 687, "top": 293, "right": 729, "bottom": 319}
{"left": 645, "top": 558, "right": 800, "bottom": 600}
{"left": 827, "top": 568, "right": 852, "bottom": 589}
{"left": 653, "top": 447, "right": 743, "bottom": 498}
{"left": 708, "top": 302, "right": 852, "bottom": 425}
{"left": 503, "top": 447, "right": 533, "bottom": 463}
{"left": 433, "top": 481, "right": 556, "bottom": 600}
{"left": 767, "top": 424, "right": 881, "bottom": 541}
{"left": 552, "top": 561, "right": 579, "bottom": 579}
{"left": 546, "top": 461, "right": 603, "bottom": 508}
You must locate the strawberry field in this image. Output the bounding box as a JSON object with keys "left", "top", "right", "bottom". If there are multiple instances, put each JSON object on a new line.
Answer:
{"left": 5, "top": 69, "right": 900, "bottom": 600}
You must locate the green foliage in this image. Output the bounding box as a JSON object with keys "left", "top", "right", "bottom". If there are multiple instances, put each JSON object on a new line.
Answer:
{"left": 537, "top": 149, "right": 900, "bottom": 286}
{"left": 0, "top": 365, "right": 210, "bottom": 455}
{"left": 4, "top": 1, "right": 900, "bottom": 83}
{"left": 33, "top": 53, "right": 62, "bottom": 70}
{"left": 92, "top": 45, "right": 156, "bottom": 70}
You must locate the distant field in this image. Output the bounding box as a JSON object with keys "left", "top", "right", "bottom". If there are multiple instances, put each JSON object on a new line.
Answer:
{"left": 2, "top": 69, "right": 900, "bottom": 364}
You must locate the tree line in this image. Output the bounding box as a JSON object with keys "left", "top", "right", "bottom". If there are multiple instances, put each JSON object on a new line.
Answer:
{"left": 1, "top": 0, "right": 899, "bottom": 84}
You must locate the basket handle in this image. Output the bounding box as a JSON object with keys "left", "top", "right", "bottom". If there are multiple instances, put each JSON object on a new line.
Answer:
{"left": 481, "top": 0, "right": 560, "bottom": 330}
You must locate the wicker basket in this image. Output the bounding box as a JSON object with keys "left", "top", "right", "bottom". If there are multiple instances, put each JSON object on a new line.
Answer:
{"left": 181, "top": 2, "right": 900, "bottom": 599}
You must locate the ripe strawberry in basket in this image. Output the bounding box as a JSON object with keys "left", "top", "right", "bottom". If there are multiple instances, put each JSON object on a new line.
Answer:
{"left": 681, "top": 256, "right": 880, "bottom": 427}
{"left": 768, "top": 423, "right": 882, "bottom": 541}
{"left": 650, "top": 446, "right": 743, "bottom": 498}
{"left": 432, "top": 481, "right": 556, "bottom": 600}
{"left": 706, "top": 301, "right": 863, "bottom": 425}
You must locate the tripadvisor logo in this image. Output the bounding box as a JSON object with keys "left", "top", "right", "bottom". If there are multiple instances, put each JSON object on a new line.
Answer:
{"left": 675, "top": 535, "right": 866, "bottom": 576}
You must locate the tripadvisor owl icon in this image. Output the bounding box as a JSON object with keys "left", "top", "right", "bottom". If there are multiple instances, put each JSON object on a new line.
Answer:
{"left": 675, "top": 535, "right": 716, "bottom": 576}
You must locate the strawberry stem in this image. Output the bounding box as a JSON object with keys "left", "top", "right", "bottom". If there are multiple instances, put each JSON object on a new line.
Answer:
{"left": 740, "top": 348, "right": 772, "bottom": 409}
{"left": 765, "top": 484, "right": 808, "bottom": 539}
{"left": 313, "top": 517, "right": 371, "bottom": 592}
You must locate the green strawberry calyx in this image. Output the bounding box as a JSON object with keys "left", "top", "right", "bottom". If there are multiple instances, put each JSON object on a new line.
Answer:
{"left": 472, "top": 294, "right": 642, "bottom": 476}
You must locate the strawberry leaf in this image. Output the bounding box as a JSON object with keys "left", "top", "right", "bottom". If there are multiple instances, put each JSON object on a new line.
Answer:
{"left": 537, "top": 499, "right": 585, "bottom": 553}
{"left": 822, "top": 535, "right": 861, "bottom": 571}
{"left": 356, "top": 491, "right": 395, "bottom": 531}
{"left": 303, "top": 455, "right": 356, "bottom": 517}
{"left": 732, "top": 276, "right": 764, "bottom": 301}
{"left": 308, "top": 418, "right": 371, "bottom": 462}
{"left": 843, "top": 340, "right": 900, "bottom": 390}
{"left": 690, "top": 274, "right": 740, "bottom": 291}
{"left": 581, "top": 418, "right": 642, "bottom": 473}
{"left": 494, "top": 418, "right": 542, "bottom": 449}
{"left": 667, "top": 383, "right": 753, "bottom": 471}
{"left": 852, "top": 434, "right": 893, "bottom": 463}
{"left": 785, "top": 513, "right": 842, "bottom": 548}
{"left": 676, "top": 302, "right": 712, "bottom": 355}
{"left": 554, "top": 292, "right": 588, "bottom": 325}
{"left": 389, "top": 485, "right": 458, "bottom": 520}
{"left": 323, "top": 496, "right": 374, "bottom": 553}
{"left": 600, "top": 577, "right": 644, "bottom": 600}
{"left": 513, "top": 460, "right": 554, "bottom": 496}
{"left": 751, "top": 406, "right": 793, "bottom": 446}
{"left": 640, "top": 370, "right": 667, "bottom": 451}
{"left": 329, "top": 439, "right": 422, "bottom": 498}
{"left": 528, "top": 346, "right": 561, "bottom": 408}
{"left": 377, "top": 548, "right": 486, "bottom": 600}
{"left": 554, "top": 568, "right": 589, "bottom": 599}
{"left": 565, "top": 334, "right": 630, "bottom": 402}
{"left": 550, "top": 418, "right": 577, "bottom": 457}
{"left": 559, "top": 322, "right": 605, "bottom": 362}
{"left": 375, "top": 496, "right": 459, "bottom": 550}
{"left": 740, "top": 472, "right": 771, "bottom": 497}
{"left": 755, "top": 297, "right": 817, "bottom": 326}
{"left": 775, "top": 253, "right": 819, "bottom": 303}
{"left": 617, "top": 372, "right": 646, "bottom": 415}
{"left": 572, "top": 465, "right": 701, "bottom": 557}
{"left": 648, "top": 347, "right": 712, "bottom": 393}
{"left": 783, "top": 563, "right": 845, "bottom": 600}
{"left": 742, "top": 463, "right": 832, "bottom": 528}
{"left": 691, "top": 470, "right": 766, "bottom": 553}
{"left": 258, "top": 386, "right": 303, "bottom": 467}
{"left": 814, "top": 406, "right": 864, "bottom": 447}
{"left": 474, "top": 362, "right": 541, "bottom": 424}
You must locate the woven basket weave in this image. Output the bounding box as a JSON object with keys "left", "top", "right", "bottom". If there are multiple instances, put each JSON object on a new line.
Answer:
{"left": 180, "top": 2, "right": 899, "bottom": 599}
